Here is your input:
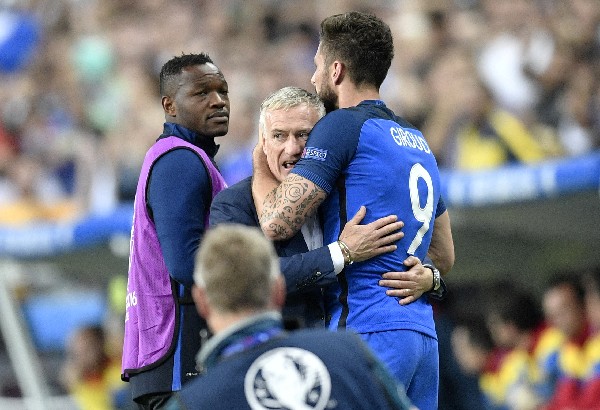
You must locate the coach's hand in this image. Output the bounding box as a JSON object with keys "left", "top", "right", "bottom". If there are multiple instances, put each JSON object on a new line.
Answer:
{"left": 379, "top": 256, "right": 432, "bottom": 305}
{"left": 338, "top": 206, "right": 404, "bottom": 263}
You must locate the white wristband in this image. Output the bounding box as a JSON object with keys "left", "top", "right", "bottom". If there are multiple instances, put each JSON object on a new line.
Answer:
{"left": 328, "top": 242, "right": 345, "bottom": 275}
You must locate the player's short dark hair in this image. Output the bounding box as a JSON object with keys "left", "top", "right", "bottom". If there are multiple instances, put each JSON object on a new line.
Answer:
{"left": 159, "top": 53, "right": 214, "bottom": 96}
{"left": 319, "top": 11, "right": 393, "bottom": 89}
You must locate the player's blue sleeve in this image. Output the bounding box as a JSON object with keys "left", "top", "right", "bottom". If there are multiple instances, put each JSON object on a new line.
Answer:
{"left": 429, "top": 197, "right": 448, "bottom": 299}
{"left": 435, "top": 196, "right": 447, "bottom": 218}
{"left": 148, "top": 148, "right": 210, "bottom": 288}
{"left": 291, "top": 110, "right": 361, "bottom": 193}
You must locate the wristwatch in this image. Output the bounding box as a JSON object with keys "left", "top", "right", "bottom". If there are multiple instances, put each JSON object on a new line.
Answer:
{"left": 424, "top": 264, "right": 441, "bottom": 292}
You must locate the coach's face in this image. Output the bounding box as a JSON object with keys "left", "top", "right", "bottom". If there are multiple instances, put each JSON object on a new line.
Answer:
{"left": 311, "top": 45, "right": 338, "bottom": 114}
{"left": 261, "top": 104, "right": 320, "bottom": 182}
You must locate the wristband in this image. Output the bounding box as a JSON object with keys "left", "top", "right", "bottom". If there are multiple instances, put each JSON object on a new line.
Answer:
{"left": 424, "top": 264, "right": 441, "bottom": 292}
{"left": 337, "top": 240, "right": 354, "bottom": 266}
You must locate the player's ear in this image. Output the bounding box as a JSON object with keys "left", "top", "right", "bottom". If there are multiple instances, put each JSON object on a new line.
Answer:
{"left": 331, "top": 60, "right": 345, "bottom": 85}
{"left": 192, "top": 285, "right": 210, "bottom": 320}
{"left": 162, "top": 95, "right": 176, "bottom": 117}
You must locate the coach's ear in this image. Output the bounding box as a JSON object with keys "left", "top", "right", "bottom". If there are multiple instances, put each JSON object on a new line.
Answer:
{"left": 259, "top": 129, "right": 267, "bottom": 155}
{"left": 192, "top": 284, "right": 210, "bottom": 320}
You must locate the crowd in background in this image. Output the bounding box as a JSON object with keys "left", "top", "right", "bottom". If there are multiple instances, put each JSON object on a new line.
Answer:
{"left": 0, "top": 0, "right": 600, "bottom": 408}
{"left": 436, "top": 265, "right": 600, "bottom": 409}
{"left": 0, "top": 0, "right": 598, "bottom": 225}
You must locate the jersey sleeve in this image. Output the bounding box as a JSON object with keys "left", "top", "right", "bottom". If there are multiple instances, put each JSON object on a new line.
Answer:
{"left": 291, "top": 109, "right": 361, "bottom": 194}
{"left": 436, "top": 196, "right": 447, "bottom": 218}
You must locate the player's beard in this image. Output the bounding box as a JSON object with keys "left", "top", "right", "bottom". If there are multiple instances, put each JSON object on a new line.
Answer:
{"left": 317, "top": 74, "right": 338, "bottom": 114}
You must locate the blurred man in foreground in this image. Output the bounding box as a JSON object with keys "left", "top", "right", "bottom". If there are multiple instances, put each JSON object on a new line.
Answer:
{"left": 165, "top": 224, "right": 416, "bottom": 409}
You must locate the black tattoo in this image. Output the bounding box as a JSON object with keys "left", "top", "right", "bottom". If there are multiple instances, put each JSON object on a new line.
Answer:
{"left": 259, "top": 175, "right": 325, "bottom": 240}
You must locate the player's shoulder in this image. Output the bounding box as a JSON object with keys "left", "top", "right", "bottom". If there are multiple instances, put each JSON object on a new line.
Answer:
{"left": 311, "top": 108, "right": 366, "bottom": 142}
{"left": 153, "top": 146, "right": 210, "bottom": 179}
{"left": 150, "top": 148, "right": 210, "bottom": 190}
{"left": 320, "top": 106, "right": 367, "bottom": 123}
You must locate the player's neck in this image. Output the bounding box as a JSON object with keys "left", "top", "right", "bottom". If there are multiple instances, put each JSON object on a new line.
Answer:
{"left": 337, "top": 84, "right": 380, "bottom": 109}
{"left": 209, "top": 309, "right": 263, "bottom": 334}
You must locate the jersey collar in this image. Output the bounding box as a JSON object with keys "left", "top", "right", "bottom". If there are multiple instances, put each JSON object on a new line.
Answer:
{"left": 160, "top": 122, "right": 220, "bottom": 158}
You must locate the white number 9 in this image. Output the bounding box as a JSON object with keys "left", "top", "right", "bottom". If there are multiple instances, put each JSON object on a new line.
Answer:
{"left": 407, "top": 163, "right": 434, "bottom": 254}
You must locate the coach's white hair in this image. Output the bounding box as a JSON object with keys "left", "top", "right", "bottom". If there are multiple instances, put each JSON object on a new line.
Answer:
{"left": 258, "top": 86, "right": 325, "bottom": 135}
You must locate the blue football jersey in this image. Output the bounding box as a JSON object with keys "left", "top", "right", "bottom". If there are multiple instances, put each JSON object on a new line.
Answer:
{"left": 292, "top": 100, "right": 443, "bottom": 337}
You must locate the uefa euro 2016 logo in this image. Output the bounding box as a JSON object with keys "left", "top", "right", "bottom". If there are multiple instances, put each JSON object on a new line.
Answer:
{"left": 244, "top": 347, "right": 333, "bottom": 410}
{"left": 302, "top": 147, "right": 328, "bottom": 161}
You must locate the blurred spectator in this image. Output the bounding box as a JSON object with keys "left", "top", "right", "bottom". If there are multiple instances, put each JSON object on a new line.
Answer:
{"left": 444, "top": 279, "right": 598, "bottom": 410}
{"left": 0, "top": 0, "right": 597, "bottom": 219}
{"left": 423, "top": 46, "right": 562, "bottom": 170}
{"left": 576, "top": 267, "right": 600, "bottom": 408}
{"left": 479, "top": 281, "right": 548, "bottom": 410}
{"left": 61, "top": 324, "right": 129, "bottom": 410}
{"left": 0, "top": 9, "right": 40, "bottom": 73}
{"left": 555, "top": 61, "right": 600, "bottom": 156}
{"left": 446, "top": 280, "right": 548, "bottom": 410}
{"left": 435, "top": 283, "right": 489, "bottom": 410}
{"left": 476, "top": 0, "right": 548, "bottom": 117}
{"left": 541, "top": 271, "right": 592, "bottom": 409}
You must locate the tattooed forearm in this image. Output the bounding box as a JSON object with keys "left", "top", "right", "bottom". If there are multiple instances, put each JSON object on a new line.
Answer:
{"left": 259, "top": 175, "right": 326, "bottom": 240}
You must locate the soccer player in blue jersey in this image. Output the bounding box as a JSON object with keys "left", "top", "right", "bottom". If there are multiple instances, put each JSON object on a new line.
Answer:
{"left": 252, "top": 11, "right": 455, "bottom": 410}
